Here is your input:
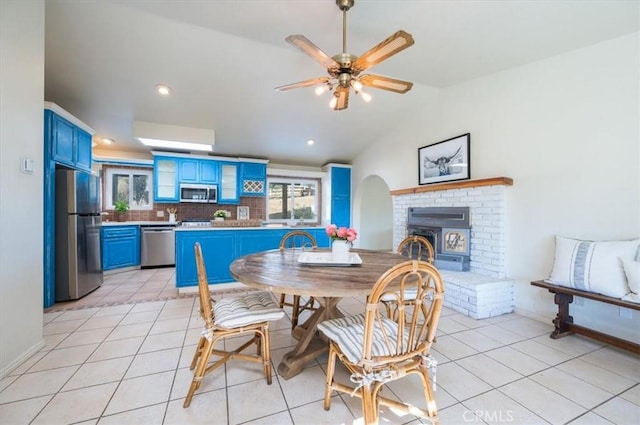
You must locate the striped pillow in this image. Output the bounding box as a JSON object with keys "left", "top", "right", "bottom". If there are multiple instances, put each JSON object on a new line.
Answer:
{"left": 548, "top": 236, "right": 640, "bottom": 298}
{"left": 213, "top": 291, "right": 285, "bottom": 328}
{"left": 318, "top": 313, "right": 407, "bottom": 364}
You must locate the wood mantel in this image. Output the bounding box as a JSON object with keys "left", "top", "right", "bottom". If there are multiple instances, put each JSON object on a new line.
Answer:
{"left": 390, "top": 177, "right": 513, "bottom": 196}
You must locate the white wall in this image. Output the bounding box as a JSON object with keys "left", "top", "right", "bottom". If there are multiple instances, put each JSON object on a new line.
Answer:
{"left": 0, "top": 1, "right": 46, "bottom": 376}
{"left": 354, "top": 175, "right": 393, "bottom": 250}
{"left": 353, "top": 33, "right": 640, "bottom": 341}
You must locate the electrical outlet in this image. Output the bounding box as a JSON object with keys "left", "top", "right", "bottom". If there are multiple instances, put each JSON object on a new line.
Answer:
{"left": 157, "top": 211, "right": 164, "bottom": 217}
{"left": 619, "top": 308, "right": 632, "bottom": 319}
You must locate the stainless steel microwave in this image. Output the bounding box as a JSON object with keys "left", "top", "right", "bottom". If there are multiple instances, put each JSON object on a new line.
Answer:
{"left": 179, "top": 184, "right": 217, "bottom": 203}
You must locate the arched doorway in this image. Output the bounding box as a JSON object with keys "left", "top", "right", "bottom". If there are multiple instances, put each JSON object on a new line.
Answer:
{"left": 352, "top": 174, "right": 393, "bottom": 251}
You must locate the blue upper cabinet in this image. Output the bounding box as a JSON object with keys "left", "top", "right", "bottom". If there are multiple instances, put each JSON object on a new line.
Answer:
{"left": 240, "top": 162, "right": 267, "bottom": 196}
{"left": 46, "top": 109, "right": 93, "bottom": 173}
{"left": 179, "top": 159, "right": 199, "bottom": 183}
{"left": 218, "top": 161, "right": 239, "bottom": 204}
{"left": 199, "top": 161, "right": 218, "bottom": 184}
{"left": 325, "top": 164, "right": 351, "bottom": 227}
{"left": 153, "top": 156, "right": 179, "bottom": 202}
{"left": 332, "top": 166, "right": 351, "bottom": 198}
{"left": 75, "top": 129, "right": 92, "bottom": 171}
{"left": 178, "top": 158, "right": 218, "bottom": 184}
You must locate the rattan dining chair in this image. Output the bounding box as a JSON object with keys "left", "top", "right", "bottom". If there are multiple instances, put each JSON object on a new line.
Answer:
{"left": 382, "top": 235, "right": 435, "bottom": 318}
{"left": 318, "top": 260, "right": 445, "bottom": 425}
{"left": 184, "top": 242, "right": 285, "bottom": 408}
{"left": 278, "top": 230, "right": 319, "bottom": 329}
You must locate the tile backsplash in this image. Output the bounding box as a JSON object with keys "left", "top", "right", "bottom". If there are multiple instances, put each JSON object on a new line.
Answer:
{"left": 104, "top": 197, "right": 266, "bottom": 223}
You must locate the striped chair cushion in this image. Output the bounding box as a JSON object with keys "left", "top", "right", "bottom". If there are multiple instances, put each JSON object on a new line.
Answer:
{"left": 318, "top": 314, "right": 406, "bottom": 364}
{"left": 214, "top": 291, "right": 285, "bottom": 328}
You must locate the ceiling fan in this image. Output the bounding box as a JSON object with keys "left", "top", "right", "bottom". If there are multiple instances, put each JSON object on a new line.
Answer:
{"left": 275, "top": 0, "right": 414, "bottom": 111}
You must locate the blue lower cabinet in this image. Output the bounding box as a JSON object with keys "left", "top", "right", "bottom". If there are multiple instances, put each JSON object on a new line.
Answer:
{"left": 237, "top": 230, "right": 287, "bottom": 256}
{"left": 176, "top": 228, "right": 331, "bottom": 287}
{"left": 176, "top": 230, "right": 237, "bottom": 287}
{"left": 308, "top": 229, "right": 331, "bottom": 248}
{"left": 102, "top": 226, "right": 140, "bottom": 270}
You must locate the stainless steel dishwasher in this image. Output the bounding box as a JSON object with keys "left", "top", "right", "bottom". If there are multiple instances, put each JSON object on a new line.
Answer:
{"left": 141, "top": 225, "right": 176, "bottom": 267}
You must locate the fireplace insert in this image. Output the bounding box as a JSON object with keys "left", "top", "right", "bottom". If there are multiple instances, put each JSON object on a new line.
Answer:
{"left": 407, "top": 207, "right": 471, "bottom": 271}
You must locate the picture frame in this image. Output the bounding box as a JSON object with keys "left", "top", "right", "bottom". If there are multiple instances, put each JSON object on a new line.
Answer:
{"left": 418, "top": 133, "right": 470, "bottom": 185}
{"left": 237, "top": 206, "right": 250, "bottom": 220}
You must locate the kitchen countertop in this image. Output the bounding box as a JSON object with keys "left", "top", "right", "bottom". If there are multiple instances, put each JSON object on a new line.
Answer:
{"left": 175, "top": 225, "right": 322, "bottom": 231}
{"left": 102, "top": 221, "right": 177, "bottom": 226}
{"left": 102, "top": 221, "right": 323, "bottom": 230}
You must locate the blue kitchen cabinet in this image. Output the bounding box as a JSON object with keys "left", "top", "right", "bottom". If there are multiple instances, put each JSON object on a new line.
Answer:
{"left": 331, "top": 166, "right": 351, "bottom": 198}
{"left": 236, "top": 229, "right": 287, "bottom": 256}
{"left": 102, "top": 226, "right": 140, "bottom": 270}
{"left": 175, "top": 230, "right": 236, "bottom": 286}
{"left": 308, "top": 228, "right": 331, "bottom": 248}
{"left": 218, "top": 161, "right": 239, "bottom": 204}
{"left": 175, "top": 227, "right": 332, "bottom": 287}
{"left": 46, "top": 110, "right": 93, "bottom": 172}
{"left": 329, "top": 165, "right": 351, "bottom": 227}
{"left": 75, "top": 130, "right": 93, "bottom": 171}
{"left": 179, "top": 159, "right": 199, "bottom": 183}
{"left": 200, "top": 161, "right": 218, "bottom": 184}
{"left": 240, "top": 162, "right": 267, "bottom": 196}
{"left": 179, "top": 158, "right": 219, "bottom": 184}
{"left": 153, "top": 156, "right": 179, "bottom": 202}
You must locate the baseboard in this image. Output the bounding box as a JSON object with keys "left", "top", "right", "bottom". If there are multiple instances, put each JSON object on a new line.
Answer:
{"left": 0, "top": 339, "right": 46, "bottom": 379}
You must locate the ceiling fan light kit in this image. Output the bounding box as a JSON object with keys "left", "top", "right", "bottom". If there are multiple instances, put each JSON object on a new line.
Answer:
{"left": 276, "top": 0, "right": 414, "bottom": 111}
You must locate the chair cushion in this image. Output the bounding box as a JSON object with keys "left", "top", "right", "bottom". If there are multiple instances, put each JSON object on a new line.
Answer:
{"left": 214, "top": 291, "right": 285, "bottom": 328}
{"left": 318, "top": 313, "right": 406, "bottom": 364}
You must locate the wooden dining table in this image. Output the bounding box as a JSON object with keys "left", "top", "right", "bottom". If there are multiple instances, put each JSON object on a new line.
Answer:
{"left": 229, "top": 248, "right": 407, "bottom": 379}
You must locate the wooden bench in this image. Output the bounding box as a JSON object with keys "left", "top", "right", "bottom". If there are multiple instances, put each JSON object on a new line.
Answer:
{"left": 531, "top": 280, "right": 640, "bottom": 354}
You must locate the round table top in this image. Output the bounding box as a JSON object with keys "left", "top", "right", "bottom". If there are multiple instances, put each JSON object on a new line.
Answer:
{"left": 229, "top": 248, "right": 407, "bottom": 298}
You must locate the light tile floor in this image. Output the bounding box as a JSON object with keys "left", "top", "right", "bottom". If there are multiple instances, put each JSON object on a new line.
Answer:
{"left": 4, "top": 268, "right": 640, "bottom": 424}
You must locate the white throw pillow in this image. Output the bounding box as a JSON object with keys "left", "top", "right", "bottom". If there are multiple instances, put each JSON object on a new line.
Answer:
{"left": 548, "top": 236, "right": 640, "bottom": 298}
{"left": 622, "top": 258, "right": 640, "bottom": 295}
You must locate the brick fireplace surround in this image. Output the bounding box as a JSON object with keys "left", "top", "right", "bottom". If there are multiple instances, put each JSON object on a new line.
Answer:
{"left": 390, "top": 177, "right": 515, "bottom": 319}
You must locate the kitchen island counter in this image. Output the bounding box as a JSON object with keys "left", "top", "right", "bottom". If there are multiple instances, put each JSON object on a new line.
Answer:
{"left": 175, "top": 226, "right": 330, "bottom": 287}
{"left": 102, "top": 221, "right": 176, "bottom": 226}
{"left": 175, "top": 225, "right": 323, "bottom": 231}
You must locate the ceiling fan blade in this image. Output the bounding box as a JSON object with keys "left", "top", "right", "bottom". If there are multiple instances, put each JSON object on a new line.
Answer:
{"left": 285, "top": 35, "right": 340, "bottom": 71}
{"left": 352, "top": 30, "right": 415, "bottom": 73}
{"left": 333, "top": 86, "right": 350, "bottom": 111}
{"left": 359, "top": 74, "right": 413, "bottom": 94}
{"left": 275, "top": 77, "right": 330, "bottom": 92}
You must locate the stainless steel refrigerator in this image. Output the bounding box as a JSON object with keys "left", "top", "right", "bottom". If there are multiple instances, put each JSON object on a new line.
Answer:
{"left": 55, "top": 169, "right": 103, "bottom": 301}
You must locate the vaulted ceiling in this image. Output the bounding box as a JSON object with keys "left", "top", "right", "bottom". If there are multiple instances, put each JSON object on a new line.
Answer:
{"left": 44, "top": 0, "right": 638, "bottom": 166}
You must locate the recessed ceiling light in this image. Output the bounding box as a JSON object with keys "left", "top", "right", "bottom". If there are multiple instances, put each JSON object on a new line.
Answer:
{"left": 137, "top": 137, "right": 213, "bottom": 152}
{"left": 307, "top": 139, "right": 315, "bottom": 146}
{"left": 102, "top": 138, "right": 114, "bottom": 144}
{"left": 156, "top": 84, "right": 172, "bottom": 96}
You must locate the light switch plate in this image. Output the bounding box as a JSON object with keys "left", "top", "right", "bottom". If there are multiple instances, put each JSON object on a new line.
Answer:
{"left": 157, "top": 211, "right": 164, "bottom": 217}
{"left": 21, "top": 157, "right": 35, "bottom": 173}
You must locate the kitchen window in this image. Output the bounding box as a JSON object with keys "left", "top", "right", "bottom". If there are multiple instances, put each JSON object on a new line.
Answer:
{"left": 267, "top": 177, "right": 319, "bottom": 224}
{"left": 105, "top": 167, "right": 153, "bottom": 210}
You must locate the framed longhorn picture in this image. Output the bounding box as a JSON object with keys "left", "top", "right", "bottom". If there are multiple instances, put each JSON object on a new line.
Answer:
{"left": 418, "top": 133, "right": 470, "bottom": 185}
